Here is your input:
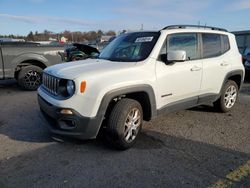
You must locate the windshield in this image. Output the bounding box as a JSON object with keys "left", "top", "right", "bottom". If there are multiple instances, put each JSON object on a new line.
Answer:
{"left": 99, "top": 32, "right": 160, "bottom": 62}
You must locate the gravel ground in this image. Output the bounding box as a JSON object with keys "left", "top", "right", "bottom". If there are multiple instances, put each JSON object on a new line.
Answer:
{"left": 0, "top": 79, "right": 249, "bottom": 188}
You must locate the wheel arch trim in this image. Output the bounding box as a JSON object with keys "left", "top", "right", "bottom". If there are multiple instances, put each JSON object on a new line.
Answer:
{"left": 97, "top": 84, "right": 157, "bottom": 120}
{"left": 222, "top": 69, "right": 244, "bottom": 91}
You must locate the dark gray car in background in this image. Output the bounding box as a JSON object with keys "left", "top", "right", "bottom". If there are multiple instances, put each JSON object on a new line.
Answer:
{"left": 0, "top": 42, "right": 65, "bottom": 90}
{"left": 232, "top": 30, "right": 250, "bottom": 76}
{"left": 232, "top": 30, "right": 250, "bottom": 54}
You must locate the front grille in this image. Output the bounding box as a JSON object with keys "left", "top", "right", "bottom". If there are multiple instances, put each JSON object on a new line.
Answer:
{"left": 42, "top": 73, "right": 60, "bottom": 96}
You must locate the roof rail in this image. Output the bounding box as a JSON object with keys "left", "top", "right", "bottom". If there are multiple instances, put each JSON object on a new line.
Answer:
{"left": 161, "top": 25, "right": 227, "bottom": 32}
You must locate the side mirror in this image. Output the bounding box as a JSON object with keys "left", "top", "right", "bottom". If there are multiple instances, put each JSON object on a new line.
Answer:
{"left": 246, "top": 53, "right": 250, "bottom": 62}
{"left": 167, "top": 50, "right": 186, "bottom": 63}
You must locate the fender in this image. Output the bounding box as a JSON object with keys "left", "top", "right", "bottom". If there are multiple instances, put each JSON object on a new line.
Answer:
{"left": 96, "top": 84, "right": 157, "bottom": 120}
{"left": 12, "top": 53, "right": 49, "bottom": 67}
{"left": 210, "top": 69, "right": 245, "bottom": 102}
{"left": 221, "top": 69, "right": 244, "bottom": 91}
{"left": 6, "top": 53, "right": 48, "bottom": 78}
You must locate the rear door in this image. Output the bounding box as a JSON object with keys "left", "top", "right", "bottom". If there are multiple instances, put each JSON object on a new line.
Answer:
{"left": 199, "top": 33, "right": 232, "bottom": 95}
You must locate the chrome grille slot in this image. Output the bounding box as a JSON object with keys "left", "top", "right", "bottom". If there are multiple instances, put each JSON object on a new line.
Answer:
{"left": 42, "top": 73, "right": 60, "bottom": 96}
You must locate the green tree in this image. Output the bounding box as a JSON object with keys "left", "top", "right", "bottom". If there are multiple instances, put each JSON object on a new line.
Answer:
{"left": 105, "top": 30, "right": 116, "bottom": 36}
{"left": 27, "top": 31, "right": 34, "bottom": 41}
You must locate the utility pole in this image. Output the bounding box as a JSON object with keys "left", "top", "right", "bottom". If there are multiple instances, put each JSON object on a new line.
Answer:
{"left": 140, "top": 24, "right": 144, "bottom": 31}
{"left": 71, "top": 32, "right": 74, "bottom": 42}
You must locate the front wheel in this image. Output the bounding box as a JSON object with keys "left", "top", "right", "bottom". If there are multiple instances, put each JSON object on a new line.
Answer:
{"left": 17, "top": 65, "right": 43, "bottom": 90}
{"left": 214, "top": 80, "right": 239, "bottom": 112}
{"left": 106, "top": 99, "right": 143, "bottom": 150}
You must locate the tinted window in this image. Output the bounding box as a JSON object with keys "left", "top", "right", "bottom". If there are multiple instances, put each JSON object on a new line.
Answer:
{"left": 222, "top": 35, "right": 230, "bottom": 53}
{"left": 202, "top": 33, "right": 221, "bottom": 58}
{"left": 167, "top": 33, "right": 198, "bottom": 60}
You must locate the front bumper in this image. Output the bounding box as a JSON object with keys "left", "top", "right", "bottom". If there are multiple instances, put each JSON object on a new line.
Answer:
{"left": 38, "top": 94, "right": 103, "bottom": 139}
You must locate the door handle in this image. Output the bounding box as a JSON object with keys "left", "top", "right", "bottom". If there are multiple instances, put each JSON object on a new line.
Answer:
{"left": 220, "top": 62, "right": 229, "bottom": 66}
{"left": 190, "top": 66, "right": 201, "bottom": 71}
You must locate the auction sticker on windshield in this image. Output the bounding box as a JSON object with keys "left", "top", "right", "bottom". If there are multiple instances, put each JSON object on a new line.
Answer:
{"left": 135, "top": 36, "right": 154, "bottom": 43}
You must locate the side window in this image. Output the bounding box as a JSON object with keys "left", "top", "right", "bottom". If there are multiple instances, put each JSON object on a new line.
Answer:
{"left": 202, "top": 33, "right": 221, "bottom": 58}
{"left": 167, "top": 33, "right": 198, "bottom": 60}
{"left": 222, "top": 35, "right": 230, "bottom": 53}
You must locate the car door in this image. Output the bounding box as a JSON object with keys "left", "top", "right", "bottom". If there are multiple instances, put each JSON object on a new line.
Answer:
{"left": 156, "top": 33, "right": 202, "bottom": 111}
{"left": 199, "top": 33, "right": 232, "bottom": 96}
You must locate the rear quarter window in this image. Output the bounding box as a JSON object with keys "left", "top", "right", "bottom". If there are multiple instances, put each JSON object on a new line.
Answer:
{"left": 222, "top": 35, "right": 230, "bottom": 53}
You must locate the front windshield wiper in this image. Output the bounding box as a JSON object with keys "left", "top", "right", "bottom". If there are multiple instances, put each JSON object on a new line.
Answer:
{"left": 108, "top": 58, "right": 130, "bottom": 62}
{"left": 105, "top": 57, "right": 139, "bottom": 62}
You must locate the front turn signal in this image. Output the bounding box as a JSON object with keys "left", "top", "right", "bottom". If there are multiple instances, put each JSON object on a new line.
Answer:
{"left": 80, "top": 81, "right": 86, "bottom": 93}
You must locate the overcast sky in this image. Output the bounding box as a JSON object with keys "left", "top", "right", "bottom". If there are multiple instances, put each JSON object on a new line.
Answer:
{"left": 0, "top": 0, "right": 249, "bottom": 35}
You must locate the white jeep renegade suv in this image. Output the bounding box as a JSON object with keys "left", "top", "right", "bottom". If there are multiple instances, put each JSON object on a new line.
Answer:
{"left": 38, "top": 25, "right": 245, "bottom": 149}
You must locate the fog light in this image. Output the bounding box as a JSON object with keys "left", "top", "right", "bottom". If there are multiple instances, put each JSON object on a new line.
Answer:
{"left": 60, "top": 109, "right": 73, "bottom": 115}
{"left": 59, "top": 120, "right": 76, "bottom": 130}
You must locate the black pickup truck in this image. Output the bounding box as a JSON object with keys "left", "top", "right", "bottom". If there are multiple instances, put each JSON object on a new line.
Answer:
{"left": 0, "top": 42, "right": 65, "bottom": 90}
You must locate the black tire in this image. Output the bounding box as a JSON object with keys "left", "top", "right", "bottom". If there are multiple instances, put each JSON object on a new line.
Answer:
{"left": 17, "top": 65, "right": 43, "bottom": 91}
{"left": 106, "top": 98, "right": 143, "bottom": 150}
{"left": 214, "top": 80, "right": 239, "bottom": 113}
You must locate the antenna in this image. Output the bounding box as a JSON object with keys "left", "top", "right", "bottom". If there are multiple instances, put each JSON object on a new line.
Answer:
{"left": 140, "top": 24, "right": 144, "bottom": 31}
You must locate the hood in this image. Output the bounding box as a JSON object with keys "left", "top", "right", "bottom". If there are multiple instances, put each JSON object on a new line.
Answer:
{"left": 72, "top": 43, "right": 99, "bottom": 55}
{"left": 45, "top": 58, "right": 136, "bottom": 79}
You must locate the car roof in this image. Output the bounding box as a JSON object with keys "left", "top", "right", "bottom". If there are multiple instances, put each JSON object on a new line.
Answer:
{"left": 161, "top": 25, "right": 227, "bottom": 32}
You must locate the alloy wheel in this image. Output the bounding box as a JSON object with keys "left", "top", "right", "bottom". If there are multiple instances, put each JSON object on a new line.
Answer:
{"left": 224, "top": 85, "right": 237, "bottom": 109}
{"left": 124, "top": 108, "right": 141, "bottom": 143}
{"left": 24, "top": 70, "right": 41, "bottom": 87}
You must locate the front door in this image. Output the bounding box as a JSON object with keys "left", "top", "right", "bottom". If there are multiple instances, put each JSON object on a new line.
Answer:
{"left": 156, "top": 33, "right": 202, "bottom": 110}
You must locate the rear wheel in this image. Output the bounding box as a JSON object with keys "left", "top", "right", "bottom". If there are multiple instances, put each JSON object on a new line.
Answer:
{"left": 214, "top": 80, "right": 238, "bottom": 112}
{"left": 17, "top": 65, "right": 43, "bottom": 90}
{"left": 106, "top": 98, "right": 143, "bottom": 150}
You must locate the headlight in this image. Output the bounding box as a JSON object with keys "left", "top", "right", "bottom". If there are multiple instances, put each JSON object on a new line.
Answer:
{"left": 66, "top": 80, "right": 75, "bottom": 96}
